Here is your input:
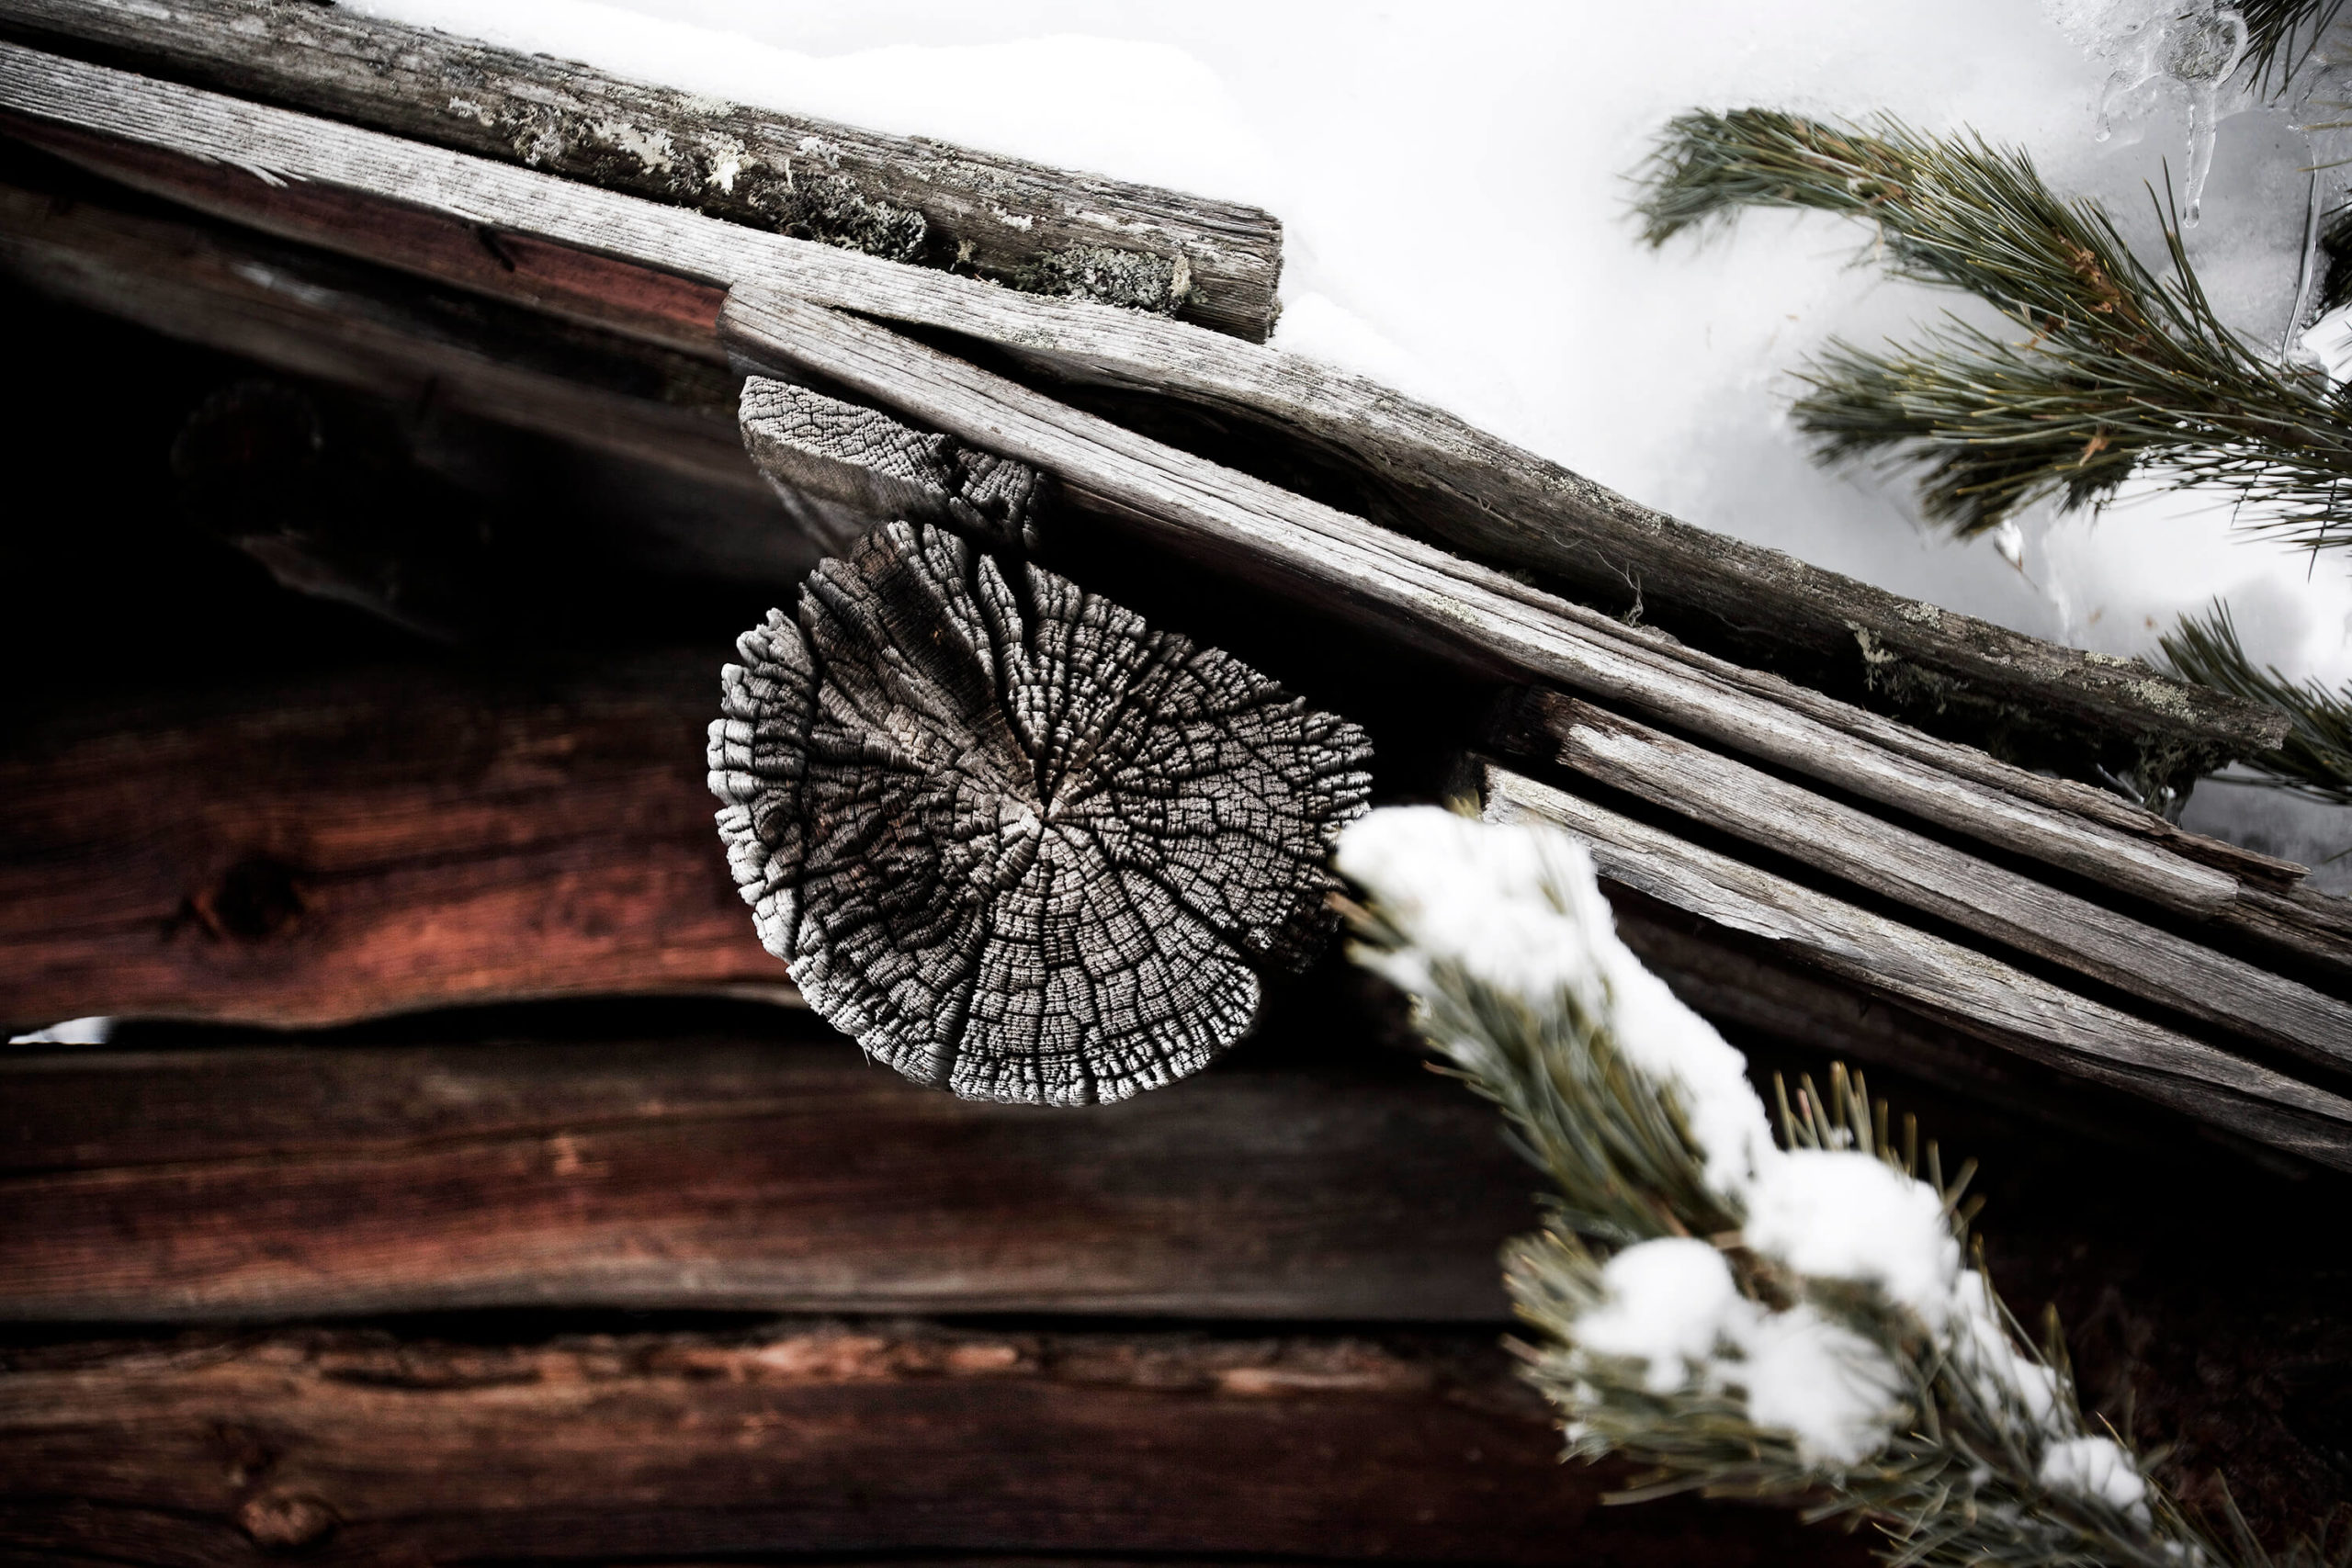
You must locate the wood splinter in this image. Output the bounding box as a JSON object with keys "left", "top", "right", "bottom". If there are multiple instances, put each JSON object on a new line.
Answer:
{"left": 707, "top": 521, "right": 1373, "bottom": 1106}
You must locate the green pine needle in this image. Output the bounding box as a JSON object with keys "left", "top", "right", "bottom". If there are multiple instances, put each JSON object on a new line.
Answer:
{"left": 1633, "top": 108, "right": 2352, "bottom": 551}
{"left": 2159, "top": 602, "right": 2352, "bottom": 804}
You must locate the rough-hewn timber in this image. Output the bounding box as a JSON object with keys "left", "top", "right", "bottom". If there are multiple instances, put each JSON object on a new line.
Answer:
{"left": 0, "top": 1034, "right": 1526, "bottom": 1322}
{"left": 1487, "top": 688, "right": 2352, "bottom": 1063}
{"left": 0, "top": 1320, "right": 1860, "bottom": 1568}
{"left": 0, "top": 656, "right": 785, "bottom": 1032}
{"left": 0, "top": 40, "right": 2290, "bottom": 789}
{"left": 1473, "top": 759, "right": 2352, "bottom": 1172}
{"left": 718, "top": 288, "right": 2316, "bottom": 936}
{"left": 0, "top": 0, "right": 1286, "bottom": 339}
{"left": 712, "top": 522, "right": 1374, "bottom": 1105}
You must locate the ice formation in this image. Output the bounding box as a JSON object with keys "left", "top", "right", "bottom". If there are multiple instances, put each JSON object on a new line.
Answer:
{"left": 1339, "top": 807, "right": 2152, "bottom": 1480}
{"left": 2058, "top": 0, "right": 2248, "bottom": 221}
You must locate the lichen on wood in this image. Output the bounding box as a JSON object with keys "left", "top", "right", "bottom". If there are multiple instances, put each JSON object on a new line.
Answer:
{"left": 708, "top": 522, "right": 1373, "bottom": 1104}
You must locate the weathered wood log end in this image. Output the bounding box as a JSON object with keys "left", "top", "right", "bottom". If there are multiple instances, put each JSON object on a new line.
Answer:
{"left": 708, "top": 521, "right": 1374, "bottom": 1105}
{"left": 737, "top": 376, "right": 1047, "bottom": 554}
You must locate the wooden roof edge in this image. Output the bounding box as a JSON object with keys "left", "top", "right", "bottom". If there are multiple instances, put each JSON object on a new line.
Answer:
{"left": 0, "top": 0, "right": 1285, "bottom": 340}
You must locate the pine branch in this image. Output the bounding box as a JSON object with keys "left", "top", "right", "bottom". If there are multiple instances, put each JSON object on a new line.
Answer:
{"left": 1634, "top": 109, "right": 2352, "bottom": 550}
{"left": 1335, "top": 806, "right": 2312, "bottom": 1568}
{"left": 2242, "top": 0, "right": 2349, "bottom": 95}
{"left": 2159, "top": 602, "right": 2352, "bottom": 805}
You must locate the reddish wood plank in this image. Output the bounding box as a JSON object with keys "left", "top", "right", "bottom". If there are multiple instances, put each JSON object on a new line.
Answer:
{"left": 0, "top": 1036, "right": 1529, "bottom": 1322}
{"left": 0, "top": 656, "right": 782, "bottom": 1031}
{"left": 0, "top": 1321, "right": 1850, "bottom": 1568}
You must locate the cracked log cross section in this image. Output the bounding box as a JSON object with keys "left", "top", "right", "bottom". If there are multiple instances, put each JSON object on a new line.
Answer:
{"left": 710, "top": 516, "right": 1374, "bottom": 1105}
{"left": 0, "top": 0, "right": 1286, "bottom": 339}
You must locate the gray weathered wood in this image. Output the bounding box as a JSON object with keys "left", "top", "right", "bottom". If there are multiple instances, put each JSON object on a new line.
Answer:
{"left": 738, "top": 376, "right": 1046, "bottom": 555}
{"left": 1490, "top": 689, "right": 2352, "bottom": 1068}
{"left": 0, "top": 0, "right": 1285, "bottom": 340}
{"left": 710, "top": 522, "right": 1373, "bottom": 1105}
{"left": 717, "top": 287, "right": 2284, "bottom": 925}
{"left": 0, "top": 40, "right": 2289, "bottom": 790}
{"left": 1473, "top": 759, "right": 2352, "bottom": 1172}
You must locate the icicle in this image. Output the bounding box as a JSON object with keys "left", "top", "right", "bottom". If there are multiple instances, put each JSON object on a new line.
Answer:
{"left": 2169, "top": 6, "right": 2247, "bottom": 220}
{"left": 2063, "top": 2, "right": 2247, "bottom": 222}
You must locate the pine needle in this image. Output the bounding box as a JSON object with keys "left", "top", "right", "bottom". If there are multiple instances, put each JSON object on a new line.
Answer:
{"left": 1633, "top": 109, "right": 2352, "bottom": 551}
{"left": 2159, "top": 602, "right": 2352, "bottom": 804}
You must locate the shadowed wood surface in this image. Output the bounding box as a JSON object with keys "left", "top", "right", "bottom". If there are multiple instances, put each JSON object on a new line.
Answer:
{"left": 712, "top": 523, "right": 1373, "bottom": 1105}
{"left": 0, "top": 0, "right": 1286, "bottom": 339}
{"left": 0, "top": 1321, "right": 1860, "bottom": 1568}
{"left": 0, "top": 39, "right": 2291, "bottom": 789}
{"left": 0, "top": 1034, "right": 1529, "bottom": 1322}
{"left": 0, "top": 657, "right": 785, "bottom": 1032}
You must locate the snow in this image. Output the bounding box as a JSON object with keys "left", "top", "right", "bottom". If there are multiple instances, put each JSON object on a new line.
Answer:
{"left": 351, "top": 0, "right": 2352, "bottom": 882}
{"left": 7, "top": 1016, "right": 114, "bottom": 1045}
{"left": 1948, "top": 1268, "right": 2063, "bottom": 1427}
{"left": 1737, "top": 1303, "right": 1908, "bottom": 1469}
{"left": 1744, "top": 1149, "right": 1962, "bottom": 1324}
{"left": 1333, "top": 807, "right": 1776, "bottom": 1196}
{"left": 1577, "top": 1237, "right": 1748, "bottom": 1395}
{"left": 2041, "top": 1434, "right": 2153, "bottom": 1517}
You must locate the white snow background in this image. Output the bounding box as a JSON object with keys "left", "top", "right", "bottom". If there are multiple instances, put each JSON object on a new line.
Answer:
{"left": 353, "top": 0, "right": 2352, "bottom": 884}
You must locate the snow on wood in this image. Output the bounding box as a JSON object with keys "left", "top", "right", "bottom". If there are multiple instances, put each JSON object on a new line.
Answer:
{"left": 0, "top": 40, "right": 2293, "bottom": 791}
{"left": 0, "top": 0, "right": 1287, "bottom": 340}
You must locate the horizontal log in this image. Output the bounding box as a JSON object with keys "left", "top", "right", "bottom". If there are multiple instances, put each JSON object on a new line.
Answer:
{"left": 1489, "top": 689, "right": 2352, "bottom": 1066}
{"left": 0, "top": 1320, "right": 1850, "bottom": 1568}
{"left": 1474, "top": 759, "right": 2352, "bottom": 1172}
{"left": 0, "top": 0, "right": 1285, "bottom": 340}
{"left": 0, "top": 40, "right": 2290, "bottom": 793}
{"left": 0, "top": 173, "right": 763, "bottom": 500}
{"left": 0, "top": 656, "right": 786, "bottom": 1032}
{"left": 716, "top": 288, "right": 2297, "bottom": 931}
{"left": 0, "top": 1032, "right": 1528, "bottom": 1322}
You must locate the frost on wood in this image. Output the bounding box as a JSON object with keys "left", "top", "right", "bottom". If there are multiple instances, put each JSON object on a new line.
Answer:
{"left": 708, "top": 521, "right": 1373, "bottom": 1105}
{"left": 738, "top": 378, "right": 1047, "bottom": 555}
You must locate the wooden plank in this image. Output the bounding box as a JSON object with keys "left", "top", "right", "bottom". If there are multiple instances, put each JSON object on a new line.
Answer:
{"left": 0, "top": 1321, "right": 1848, "bottom": 1568}
{"left": 0, "top": 1034, "right": 1529, "bottom": 1322}
{"left": 1473, "top": 760, "right": 2352, "bottom": 1171}
{"left": 1489, "top": 689, "right": 2352, "bottom": 1066}
{"left": 717, "top": 292, "right": 2266, "bottom": 923}
{"left": 0, "top": 175, "right": 766, "bottom": 500}
{"left": 0, "top": 40, "right": 2290, "bottom": 791}
{"left": 0, "top": 0, "right": 1286, "bottom": 341}
{"left": 0, "top": 656, "right": 786, "bottom": 1032}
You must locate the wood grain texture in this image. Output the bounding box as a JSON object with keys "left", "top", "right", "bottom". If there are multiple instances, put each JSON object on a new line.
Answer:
{"left": 0, "top": 175, "right": 761, "bottom": 496}
{"left": 0, "top": 657, "right": 786, "bottom": 1032}
{"left": 1473, "top": 760, "right": 2352, "bottom": 1171}
{"left": 0, "top": 40, "right": 2289, "bottom": 787}
{"left": 0, "top": 1320, "right": 1852, "bottom": 1568}
{"left": 711, "top": 523, "right": 1373, "bottom": 1105}
{"left": 0, "top": 1034, "right": 1530, "bottom": 1322}
{"left": 738, "top": 375, "right": 1046, "bottom": 555}
{"left": 0, "top": 0, "right": 1285, "bottom": 339}
{"left": 1489, "top": 688, "right": 2352, "bottom": 1065}
{"left": 718, "top": 288, "right": 2290, "bottom": 927}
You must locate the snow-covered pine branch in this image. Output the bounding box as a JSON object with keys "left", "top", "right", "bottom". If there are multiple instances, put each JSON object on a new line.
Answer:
{"left": 1335, "top": 807, "right": 2246, "bottom": 1568}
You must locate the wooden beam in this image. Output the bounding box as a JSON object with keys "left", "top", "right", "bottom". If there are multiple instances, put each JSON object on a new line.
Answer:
{"left": 0, "top": 656, "right": 786, "bottom": 1032}
{"left": 0, "top": 174, "right": 766, "bottom": 498}
{"left": 0, "top": 1034, "right": 1527, "bottom": 1323}
{"left": 1473, "top": 759, "right": 2352, "bottom": 1172}
{"left": 0, "top": 0, "right": 1286, "bottom": 341}
{"left": 0, "top": 1320, "right": 1852, "bottom": 1568}
{"left": 715, "top": 288, "right": 2302, "bottom": 932}
{"left": 1488, "top": 689, "right": 2352, "bottom": 1065}
{"left": 0, "top": 40, "right": 2290, "bottom": 785}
